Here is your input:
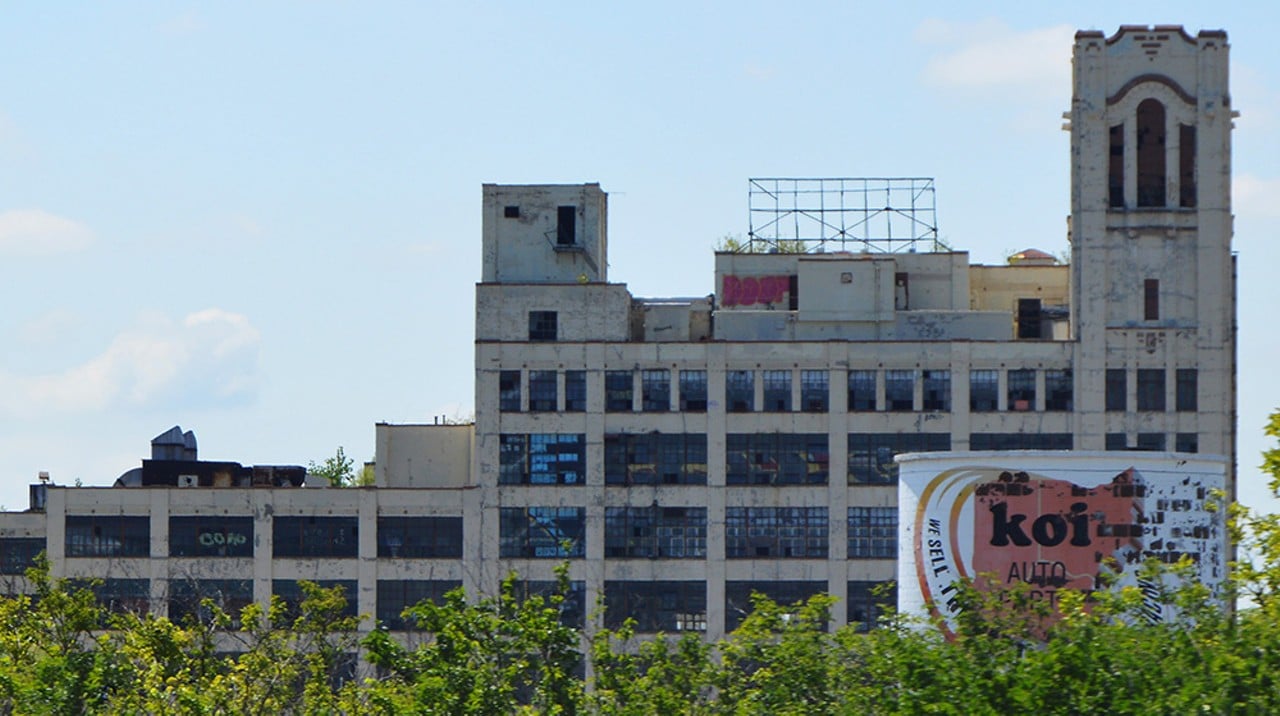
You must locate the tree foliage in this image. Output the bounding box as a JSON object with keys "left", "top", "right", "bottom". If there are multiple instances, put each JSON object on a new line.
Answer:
{"left": 5, "top": 412, "right": 1280, "bottom": 713}
{"left": 308, "top": 446, "right": 357, "bottom": 487}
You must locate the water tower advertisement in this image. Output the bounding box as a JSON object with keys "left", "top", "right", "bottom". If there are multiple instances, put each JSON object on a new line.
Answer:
{"left": 897, "top": 452, "right": 1227, "bottom": 634}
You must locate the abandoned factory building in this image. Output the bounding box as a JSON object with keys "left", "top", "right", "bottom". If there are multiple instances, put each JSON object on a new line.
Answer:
{"left": 0, "top": 25, "right": 1236, "bottom": 641}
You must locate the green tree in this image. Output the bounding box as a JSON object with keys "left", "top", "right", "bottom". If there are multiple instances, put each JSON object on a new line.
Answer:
{"left": 309, "top": 446, "right": 356, "bottom": 487}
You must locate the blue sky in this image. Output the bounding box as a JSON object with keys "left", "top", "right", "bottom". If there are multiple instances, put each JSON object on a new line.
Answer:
{"left": 1, "top": 2, "right": 1278, "bottom": 511}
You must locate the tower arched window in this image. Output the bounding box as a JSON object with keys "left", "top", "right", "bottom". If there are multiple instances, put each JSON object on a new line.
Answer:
{"left": 1136, "top": 99, "right": 1166, "bottom": 207}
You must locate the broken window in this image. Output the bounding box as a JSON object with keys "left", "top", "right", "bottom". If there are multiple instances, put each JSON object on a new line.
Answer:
{"left": 725, "top": 507, "right": 828, "bottom": 559}
{"left": 726, "top": 433, "right": 829, "bottom": 485}
{"left": 528, "top": 370, "right": 557, "bottom": 412}
{"left": 604, "top": 433, "right": 707, "bottom": 485}
{"left": 848, "top": 580, "right": 897, "bottom": 632}
{"left": 499, "top": 370, "right": 521, "bottom": 411}
{"left": 894, "top": 272, "right": 909, "bottom": 310}
{"left": 847, "top": 433, "right": 949, "bottom": 485}
{"left": 604, "top": 506, "right": 707, "bottom": 559}
{"left": 1007, "top": 369, "right": 1036, "bottom": 411}
{"left": 726, "top": 370, "right": 754, "bottom": 412}
{"left": 848, "top": 370, "right": 876, "bottom": 411}
{"left": 1180, "top": 124, "right": 1196, "bottom": 208}
{"left": 1044, "top": 370, "right": 1073, "bottom": 411}
{"left": 377, "top": 516, "right": 463, "bottom": 558}
{"left": 170, "top": 579, "right": 253, "bottom": 627}
{"left": 65, "top": 516, "right": 150, "bottom": 558}
{"left": 1136, "top": 98, "right": 1167, "bottom": 207}
{"left": 679, "top": 370, "right": 707, "bottom": 411}
{"left": 725, "top": 581, "right": 825, "bottom": 632}
{"left": 922, "top": 370, "right": 950, "bottom": 411}
{"left": 970, "top": 370, "right": 998, "bottom": 412}
{"left": 564, "top": 370, "right": 586, "bottom": 412}
{"left": 605, "top": 581, "right": 706, "bottom": 632}
{"left": 1106, "top": 433, "right": 1128, "bottom": 451}
{"left": 556, "top": 205, "right": 576, "bottom": 245}
{"left": 376, "top": 580, "right": 460, "bottom": 630}
{"left": 801, "top": 370, "right": 829, "bottom": 412}
{"left": 503, "top": 205, "right": 520, "bottom": 218}
{"left": 1176, "top": 368, "right": 1198, "bottom": 412}
{"left": 499, "top": 507, "right": 585, "bottom": 558}
{"left": 169, "top": 516, "right": 254, "bottom": 558}
{"left": 1144, "top": 279, "right": 1160, "bottom": 321}
{"left": 1137, "top": 369, "right": 1165, "bottom": 411}
{"left": 1106, "top": 369, "right": 1127, "bottom": 411}
{"left": 847, "top": 507, "right": 898, "bottom": 559}
{"left": 1109, "top": 124, "right": 1125, "bottom": 208}
{"left": 605, "top": 370, "right": 633, "bottom": 412}
{"left": 272, "top": 516, "right": 358, "bottom": 558}
{"left": 763, "top": 370, "right": 792, "bottom": 411}
{"left": 528, "top": 310, "right": 558, "bottom": 341}
{"left": 272, "top": 580, "right": 358, "bottom": 620}
{"left": 499, "top": 433, "right": 585, "bottom": 485}
{"left": 884, "top": 370, "right": 915, "bottom": 411}
{"left": 641, "top": 369, "right": 670, "bottom": 412}
{"left": 0, "top": 537, "right": 44, "bottom": 574}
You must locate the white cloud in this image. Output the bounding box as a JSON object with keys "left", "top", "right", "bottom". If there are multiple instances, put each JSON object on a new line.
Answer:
{"left": 0, "top": 309, "right": 260, "bottom": 417}
{"left": 916, "top": 19, "right": 1074, "bottom": 98}
{"left": 1235, "top": 174, "right": 1280, "bottom": 219}
{"left": 0, "top": 209, "right": 94, "bottom": 255}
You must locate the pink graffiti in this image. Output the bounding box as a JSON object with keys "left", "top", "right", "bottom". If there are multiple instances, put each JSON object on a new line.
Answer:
{"left": 722, "top": 275, "right": 791, "bottom": 307}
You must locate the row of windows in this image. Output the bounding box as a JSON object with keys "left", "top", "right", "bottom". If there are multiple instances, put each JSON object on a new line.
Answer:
{"left": 1105, "top": 368, "right": 1197, "bottom": 412}
{"left": 494, "top": 505, "right": 899, "bottom": 560}
{"left": 499, "top": 434, "right": 586, "bottom": 485}
{"left": 61, "top": 516, "right": 464, "bottom": 559}
{"left": 500, "top": 368, "right": 1090, "bottom": 414}
{"left": 1106, "top": 432, "right": 1200, "bottom": 453}
{"left": 60, "top": 575, "right": 891, "bottom": 635}
{"left": 604, "top": 433, "right": 708, "bottom": 485}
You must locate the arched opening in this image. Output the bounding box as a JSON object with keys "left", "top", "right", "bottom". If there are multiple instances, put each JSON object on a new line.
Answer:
{"left": 1136, "top": 99, "right": 1166, "bottom": 207}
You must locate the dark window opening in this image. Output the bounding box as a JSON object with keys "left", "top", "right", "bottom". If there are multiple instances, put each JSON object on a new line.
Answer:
{"left": 726, "top": 370, "right": 754, "bottom": 412}
{"left": 66, "top": 516, "right": 150, "bottom": 558}
{"left": 272, "top": 580, "right": 358, "bottom": 621}
{"left": 605, "top": 506, "right": 707, "bottom": 559}
{"left": 848, "top": 580, "right": 897, "bottom": 632}
{"left": 499, "top": 370, "right": 521, "bottom": 411}
{"left": 169, "top": 516, "right": 253, "bottom": 558}
{"left": 788, "top": 275, "right": 799, "bottom": 311}
{"left": 516, "top": 580, "right": 586, "bottom": 629}
{"left": 605, "top": 581, "right": 706, "bottom": 632}
{"left": 273, "top": 516, "right": 358, "bottom": 558}
{"left": 680, "top": 370, "right": 708, "bottom": 412}
{"left": 1017, "top": 298, "right": 1042, "bottom": 339}
{"left": 499, "top": 434, "right": 585, "bottom": 485}
{"left": 528, "top": 371, "right": 557, "bottom": 412}
{"left": 763, "top": 370, "right": 791, "bottom": 411}
{"left": 377, "top": 516, "right": 463, "bottom": 558}
{"left": 556, "top": 205, "right": 576, "bottom": 245}
{"left": 504, "top": 205, "right": 520, "bottom": 218}
{"left": 727, "top": 434, "right": 829, "bottom": 486}
{"left": 170, "top": 579, "right": 252, "bottom": 627}
{"left": 922, "top": 370, "right": 950, "bottom": 412}
{"left": 1180, "top": 124, "right": 1197, "bottom": 208}
{"left": 1136, "top": 99, "right": 1167, "bottom": 207}
{"left": 848, "top": 370, "right": 876, "bottom": 411}
{"left": 1137, "top": 369, "right": 1166, "bottom": 412}
{"left": 970, "top": 433, "right": 1073, "bottom": 450}
{"left": 1144, "top": 279, "right": 1160, "bottom": 321}
{"left": 499, "top": 507, "right": 585, "bottom": 558}
{"left": 376, "top": 579, "right": 460, "bottom": 630}
{"left": 1136, "top": 433, "right": 1166, "bottom": 452}
{"left": 848, "top": 507, "right": 898, "bottom": 559}
{"left": 725, "top": 507, "right": 828, "bottom": 559}
{"left": 1109, "top": 124, "right": 1125, "bottom": 208}
{"left": 1175, "top": 433, "right": 1199, "bottom": 454}
{"left": 565, "top": 371, "right": 586, "bottom": 412}
{"left": 848, "top": 433, "right": 949, "bottom": 485}
{"left": 894, "top": 273, "right": 909, "bottom": 310}
{"left": 725, "top": 581, "right": 825, "bottom": 632}
{"left": 605, "top": 433, "right": 707, "bottom": 486}
{"left": 970, "top": 370, "right": 998, "bottom": 412}
{"left": 1007, "top": 369, "right": 1036, "bottom": 411}
{"left": 1176, "top": 369, "right": 1198, "bottom": 412}
{"left": 1106, "top": 433, "right": 1129, "bottom": 451}
{"left": 1045, "top": 370, "right": 1073, "bottom": 411}
{"left": 1106, "top": 369, "right": 1127, "bottom": 411}
{"left": 529, "top": 311, "right": 558, "bottom": 341}
{"left": 801, "top": 370, "right": 829, "bottom": 412}
{"left": 605, "top": 370, "right": 633, "bottom": 412}
{"left": 0, "top": 537, "right": 44, "bottom": 574}
{"left": 884, "top": 370, "right": 914, "bottom": 411}
{"left": 641, "top": 369, "right": 671, "bottom": 412}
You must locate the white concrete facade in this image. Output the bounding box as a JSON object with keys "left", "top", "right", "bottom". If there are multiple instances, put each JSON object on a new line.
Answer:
{"left": 0, "top": 26, "right": 1235, "bottom": 644}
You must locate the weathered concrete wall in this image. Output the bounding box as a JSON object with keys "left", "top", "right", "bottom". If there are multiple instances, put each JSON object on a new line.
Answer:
{"left": 376, "top": 423, "right": 473, "bottom": 488}
{"left": 481, "top": 184, "right": 608, "bottom": 284}
{"left": 475, "top": 283, "right": 632, "bottom": 342}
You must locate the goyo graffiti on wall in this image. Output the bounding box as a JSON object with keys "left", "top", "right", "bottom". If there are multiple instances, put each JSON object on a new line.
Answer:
{"left": 897, "top": 452, "right": 1227, "bottom": 635}
{"left": 721, "top": 275, "right": 792, "bottom": 308}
